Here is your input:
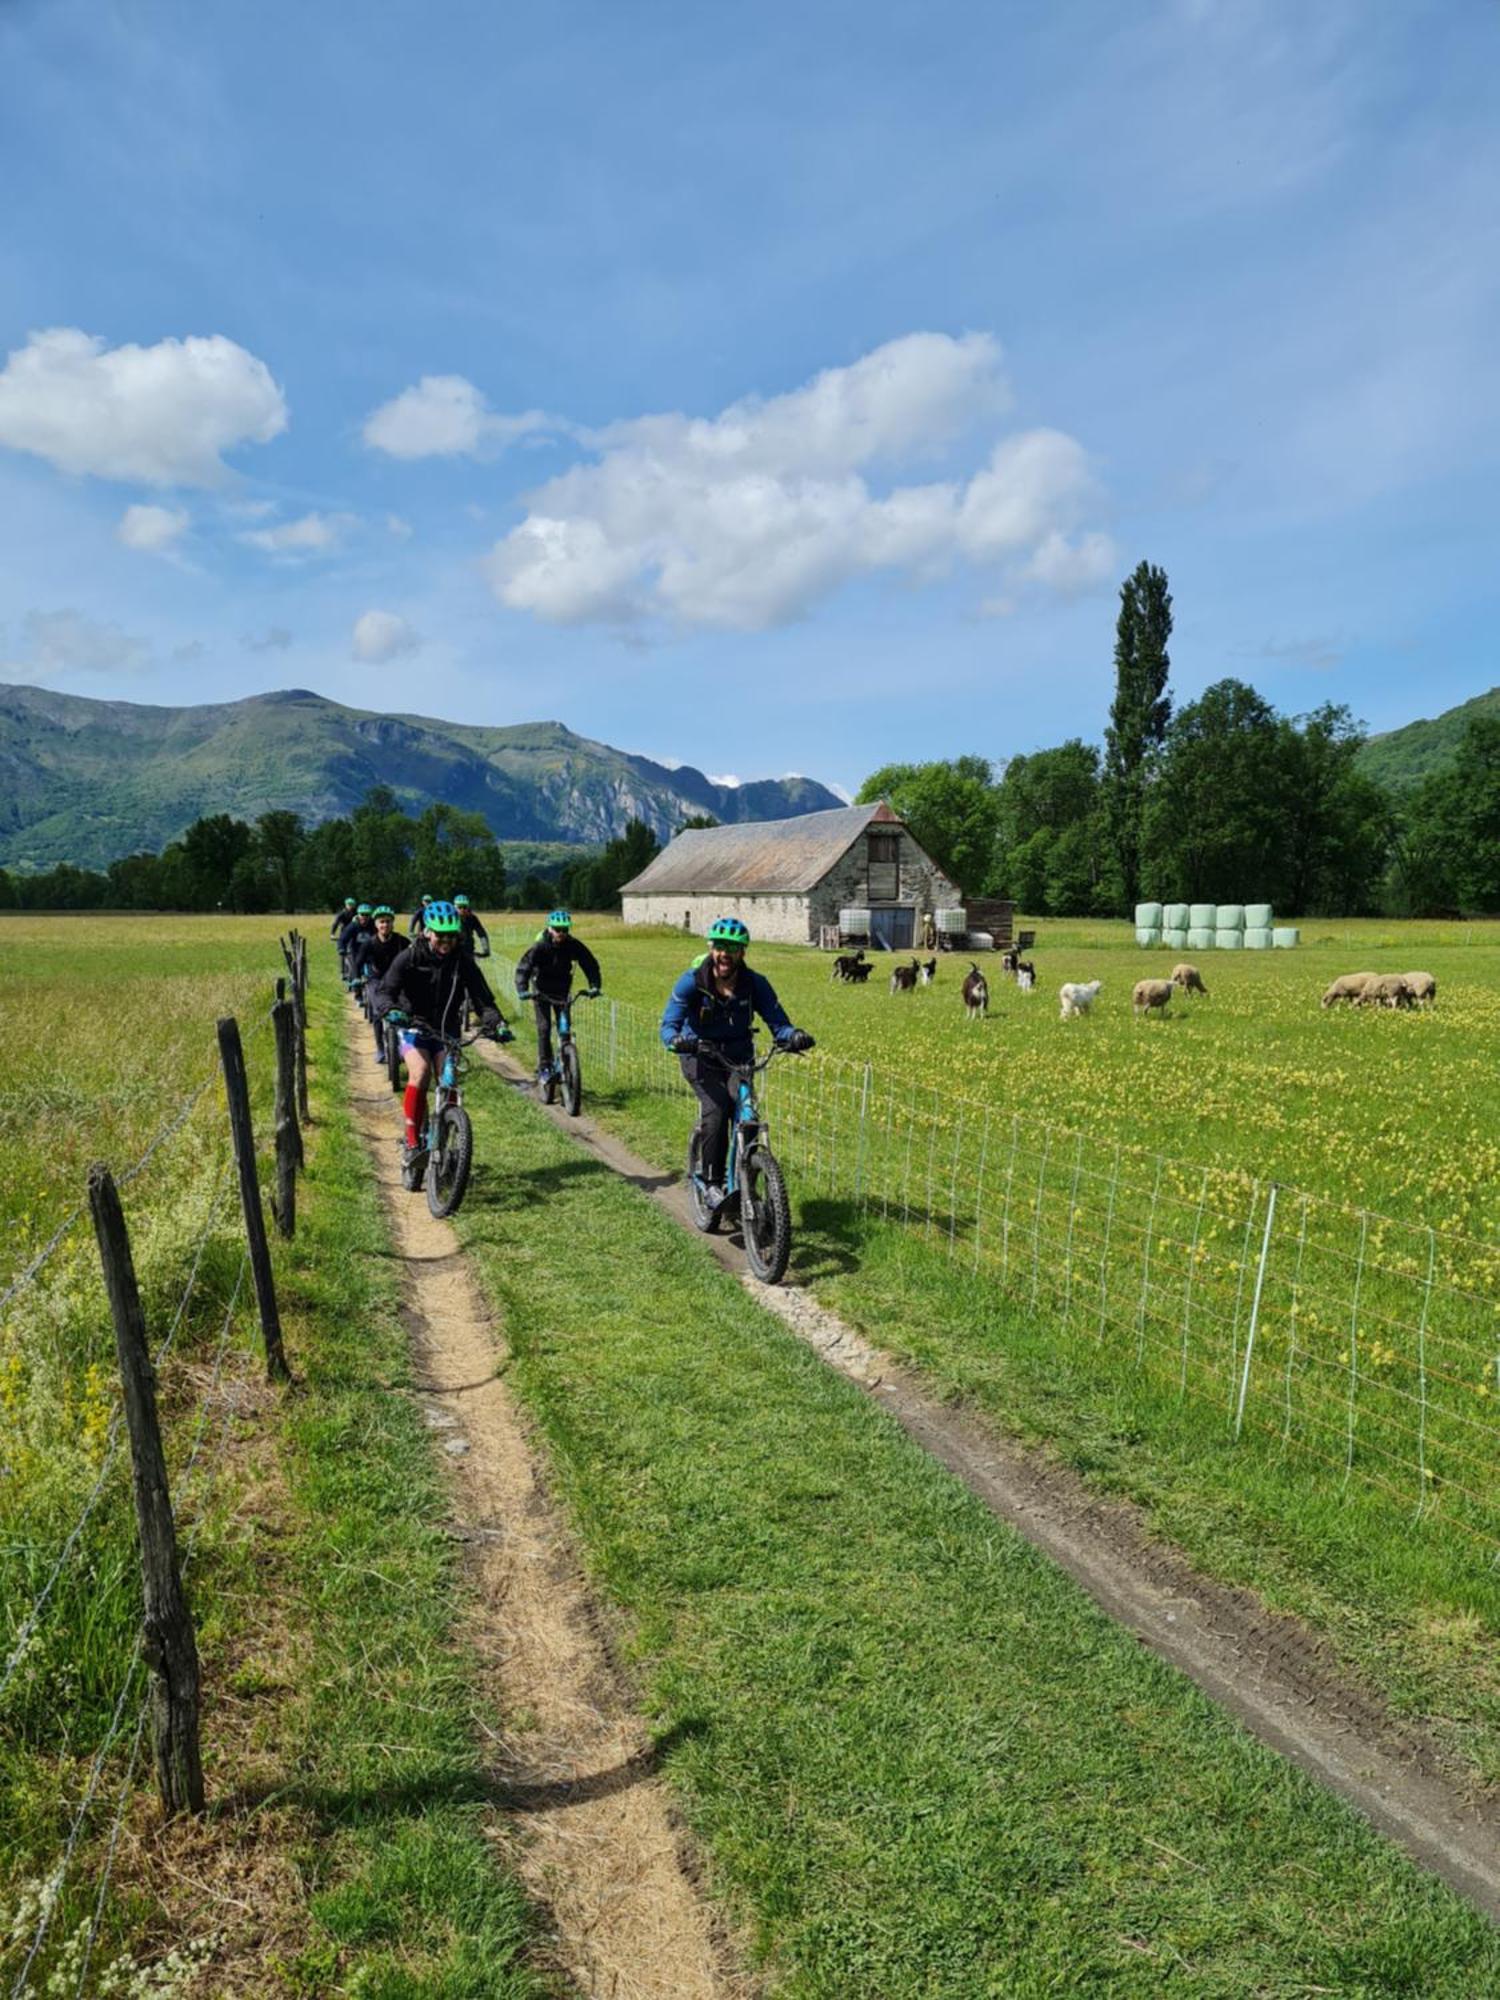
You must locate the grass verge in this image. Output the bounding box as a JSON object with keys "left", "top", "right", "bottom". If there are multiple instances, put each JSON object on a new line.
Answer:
{"left": 445, "top": 1061, "right": 1500, "bottom": 1996}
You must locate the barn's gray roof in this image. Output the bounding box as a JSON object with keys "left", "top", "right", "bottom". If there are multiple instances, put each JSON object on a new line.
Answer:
{"left": 621, "top": 802, "right": 895, "bottom": 896}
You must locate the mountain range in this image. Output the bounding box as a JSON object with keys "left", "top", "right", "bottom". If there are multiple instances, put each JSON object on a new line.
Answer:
{"left": 1352, "top": 686, "right": 1500, "bottom": 793}
{"left": 0, "top": 683, "right": 844, "bottom": 871}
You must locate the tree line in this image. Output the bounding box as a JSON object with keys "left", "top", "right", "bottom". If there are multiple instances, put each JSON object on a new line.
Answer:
{"left": 859, "top": 562, "right": 1498, "bottom": 917}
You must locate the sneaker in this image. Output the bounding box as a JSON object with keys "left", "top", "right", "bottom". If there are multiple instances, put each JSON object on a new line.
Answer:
{"left": 704, "top": 1182, "right": 728, "bottom": 1212}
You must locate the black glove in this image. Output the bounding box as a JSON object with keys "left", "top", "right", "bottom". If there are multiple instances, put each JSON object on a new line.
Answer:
{"left": 515, "top": 986, "right": 531, "bottom": 1002}
{"left": 584, "top": 987, "right": 601, "bottom": 999}
{"left": 668, "top": 1034, "right": 698, "bottom": 1055}
{"left": 781, "top": 1029, "right": 816, "bottom": 1053}
{"left": 480, "top": 1007, "right": 502, "bottom": 1033}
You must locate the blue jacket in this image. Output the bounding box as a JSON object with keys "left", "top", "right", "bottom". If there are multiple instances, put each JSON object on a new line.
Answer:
{"left": 660, "top": 960, "right": 794, "bottom": 1060}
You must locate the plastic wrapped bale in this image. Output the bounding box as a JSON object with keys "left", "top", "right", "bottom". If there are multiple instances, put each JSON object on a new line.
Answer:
{"left": 1272, "top": 927, "right": 1300, "bottom": 948}
{"left": 1215, "top": 930, "right": 1244, "bottom": 950}
{"left": 1243, "top": 927, "right": 1273, "bottom": 949}
{"left": 1163, "top": 903, "right": 1190, "bottom": 931}
{"left": 1244, "top": 904, "right": 1274, "bottom": 930}
{"left": 1216, "top": 904, "right": 1245, "bottom": 931}
{"left": 1136, "top": 927, "right": 1163, "bottom": 948}
{"left": 969, "top": 931, "right": 995, "bottom": 951}
{"left": 1189, "top": 904, "right": 1216, "bottom": 931}
{"left": 1186, "top": 926, "right": 1216, "bottom": 950}
{"left": 1163, "top": 927, "right": 1189, "bottom": 950}
{"left": 1134, "top": 902, "right": 1164, "bottom": 929}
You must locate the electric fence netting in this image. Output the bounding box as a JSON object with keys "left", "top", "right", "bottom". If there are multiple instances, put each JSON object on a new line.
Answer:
{"left": 1, "top": 957, "right": 299, "bottom": 1997}
{"left": 493, "top": 962, "right": 1500, "bottom": 1556}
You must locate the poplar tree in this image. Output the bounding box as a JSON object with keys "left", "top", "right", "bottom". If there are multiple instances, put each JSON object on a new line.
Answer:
{"left": 1103, "top": 561, "right": 1173, "bottom": 905}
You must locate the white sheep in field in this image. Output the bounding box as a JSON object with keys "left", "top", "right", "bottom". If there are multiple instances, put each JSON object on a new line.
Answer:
{"left": 1059, "top": 979, "right": 1103, "bottom": 1020}
{"left": 1321, "top": 972, "right": 1377, "bottom": 1008}
{"left": 1133, "top": 977, "right": 1175, "bottom": 1019}
{"left": 1359, "top": 972, "right": 1415, "bottom": 1010}
{"left": 1402, "top": 970, "right": 1437, "bottom": 1005}
{"left": 1170, "top": 962, "right": 1207, "bottom": 996}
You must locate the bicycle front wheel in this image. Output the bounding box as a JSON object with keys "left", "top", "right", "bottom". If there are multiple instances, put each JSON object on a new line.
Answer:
{"left": 560, "top": 1041, "right": 582, "bottom": 1116}
{"left": 741, "top": 1145, "right": 791, "bottom": 1283}
{"left": 426, "top": 1104, "right": 473, "bottom": 1218}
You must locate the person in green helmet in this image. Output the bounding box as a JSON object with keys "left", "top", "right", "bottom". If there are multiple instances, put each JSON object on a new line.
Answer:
{"left": 516, "top": 909, "right": 601, "bottom": 1092}
{"left": 354, "top": 906, "right": 406, "bottom": 1060}
{"left": 341, "top": 902, "right": 377, "bottom": 981}
{"left": 660, "top": 917, "right": 813, "bottom": 1201}
{"left": 331, "top": 896, "right": 357, "bottom": 942}
{"left": 451, "top": 893, "right": 490, "bottom": 959}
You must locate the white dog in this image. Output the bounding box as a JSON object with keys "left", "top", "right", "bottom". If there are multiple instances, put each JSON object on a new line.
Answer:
{"left": 1059, "top": 979, "right": 1103, "bottom": 1020}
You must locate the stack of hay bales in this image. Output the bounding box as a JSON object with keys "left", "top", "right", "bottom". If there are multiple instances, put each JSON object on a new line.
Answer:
{"left": 1187, "top": 904, "right": 1216, "bottom": 951}
{"left": 1272, "top": 927, "right": 1300, "bottom": 948}
{"left": 1216, "top": 904, "right": 1245, "bottom": 950}
{"left": 1163, "top": 903, "right": 1189, "bottom": 950}
{"left": 1244, "top": 903, "right": 1274, "bottom": 949}
{"left": 1135, "top": 901, "right": 1163, "bottom": 947}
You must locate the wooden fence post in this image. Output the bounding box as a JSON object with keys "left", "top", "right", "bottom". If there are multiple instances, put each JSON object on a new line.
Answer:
{"left": 216, "top": 1016, "right": 291, "bottom": 1383}
{"left": 270, "top": 996, "right": 299, "bottom": 1236}
{"left": 87, "top": 1164, "right": 205, "bottom": 1818}
{"left": 292, "top": 932, "right": 310, "bottom": 1125}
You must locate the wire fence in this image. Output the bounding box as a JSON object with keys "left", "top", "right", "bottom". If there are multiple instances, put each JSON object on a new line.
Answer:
{"left": 494, "top": 959, "right": 1500, "bottom": 1554}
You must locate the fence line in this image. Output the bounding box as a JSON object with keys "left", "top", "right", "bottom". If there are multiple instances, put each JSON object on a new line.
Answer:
{"left": 492, "top": 960, "right": 1500, "bottom": 1550}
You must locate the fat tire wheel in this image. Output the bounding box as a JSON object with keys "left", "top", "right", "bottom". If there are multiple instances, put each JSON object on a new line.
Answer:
{"left": 386, "top": 1021, "right": 404, "bottom": 1094}
{"left": 685, "top": 1133, "right": 723, "bottom": 1234}
{"left": 560, "top": 1042, "right": 582, "bottom": 1116}
{"left": 426, "top": 1105, "right": 473, "bottom": 1218}
{"left": 741, "top": 1146, "right": 791, "bottom": 1284}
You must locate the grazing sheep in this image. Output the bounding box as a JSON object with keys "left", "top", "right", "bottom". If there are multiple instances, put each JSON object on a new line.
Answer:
{"left": 1059, "top": 979, "right": 1103, "bottom": 1020}
{"left": 1171, "top": 962, "right": 1207, "bottom": 997}
{"left": 918, "top": 957, "right": 938, "bottom": 985}
{"left": 1321, "top": 972, "right": 1377, "bottom": 1008}
{"left": 1133, "top": 977, "right": 1175, "bottom": 1019}
{"left": 1403, "top": 970, "right": 1437, "bottom": 1006}
{"left": 1360, "top": 973, "right": 1415, "bottom": 1010}
{"left": 890, "top": 958, "right": 919, "bottom": 994}
{"left": 962, "top": 962, "right": 989, "bottom": 1020}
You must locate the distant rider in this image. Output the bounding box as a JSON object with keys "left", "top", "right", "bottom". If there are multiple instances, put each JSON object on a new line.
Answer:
{"left": 354, "top": 906, "right": 406, "bottom": 1061}
{"left": 453, "top": 894, "right": 490, "bottom": 958}
{"left": 331, "top": 896, "right": 357, "bottom": 943}
{"left": 410, "top": 893, "right": 432, "bottom": 936}
{"left": 341, "top": 903, "right": 377, "bottom": 983}
{"left": 659, "top": 917, "right": 813, "bottom": 1205}
{"left": 373, "top": 900, "right": 512, "bottom": 1187}
{"left": 516, "top": 909, "right": 601, "bottom": 1094}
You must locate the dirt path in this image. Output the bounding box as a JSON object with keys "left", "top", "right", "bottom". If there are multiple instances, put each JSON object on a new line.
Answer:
{"left": 344, "top": 1018, "right": 747, "bottom": 2000}
{"left": 478, "top": 1043, "right": 1500, "bottom": 1926}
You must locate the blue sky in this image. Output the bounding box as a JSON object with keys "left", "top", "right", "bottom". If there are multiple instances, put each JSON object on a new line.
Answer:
{"left": 0, "top": 0, "right": 1496, "bottom": 798}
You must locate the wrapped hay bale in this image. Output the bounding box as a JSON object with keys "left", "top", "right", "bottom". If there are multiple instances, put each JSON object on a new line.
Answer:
{"left": 1243, "top": 927, "right": 1273, "bottom": 949}
{"left": 1244, "top": 904, "right": 1274, "bottom": 930}
{"left": 1186, "top": 926, "right": 1216, "bottom": 950}
{"left": 1216, "top": 904, "right": 1245, "bottom": 931}
{"left": 1189, "top": 903, "right": 1216, "bottom": 931}
{"left": 1134, "top": 902, "right": 1164, "bottom": 929}
{"left": 1136, "top": 927, "right": 1163, "bottom": 948}
{"left": 1163, "top": 927, "right": 1189, "bottom": 950}
{"left": 1216, "top": 930, "right": 1244, "bottom": 950}
{"left": 1272, "top": 927, "right": 1300, "bottom": 948}
{"left": 1163, "top": 903, "right": 1190, "bottom": 931}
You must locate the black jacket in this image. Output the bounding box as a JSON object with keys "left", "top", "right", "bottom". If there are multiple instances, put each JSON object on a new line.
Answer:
{"left": 352, "top": 930, "right": 407, "bottom": 989}
{"left": 331, "top": 906, "right": 356, "bottom": 937}
{"left": 516, "top": 931, "right": 601, "bottom": 1003}
{"left": 340, "top": 918, "right": 377, "bottom": 964}
{"left": 374, "top": 938, "right": 500, "bottom": 1039}
{"left": 459, "top": 910, "right": 490, "bottom": 950}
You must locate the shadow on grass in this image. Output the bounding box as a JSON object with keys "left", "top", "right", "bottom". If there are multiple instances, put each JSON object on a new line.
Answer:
{"left": 785, "top": 1196, "right": 867, "bottom": 1282}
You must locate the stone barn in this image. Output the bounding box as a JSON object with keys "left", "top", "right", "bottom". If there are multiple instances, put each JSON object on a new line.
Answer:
{"left": 619, "top": 801, "right": 962, "bottom": 948}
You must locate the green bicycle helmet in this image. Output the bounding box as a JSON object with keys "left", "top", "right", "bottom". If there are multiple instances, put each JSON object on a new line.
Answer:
{"left": 356, "top": 902, "right": 373, "bottom": 916}
{"left": 425, "top": 899, "right": 463, "bottom": 935}
{"left": 343, "top": 896, "right": 356, "bottom": 907}
{"left": 706, "top": 915, "right": 750, "bottom": 947}
{"left": 546, "top": 908, "right": 572, "bottom": 930}
{"left": 372, "top": 904, "right": 395, "bottom": 919}
{"left": 454, "top": 893, "right": 471, "bottom": 909}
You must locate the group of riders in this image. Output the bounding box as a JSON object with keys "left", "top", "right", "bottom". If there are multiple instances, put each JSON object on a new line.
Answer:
{"left": 331, "top": 897, "right": 814, "bottom": 1212}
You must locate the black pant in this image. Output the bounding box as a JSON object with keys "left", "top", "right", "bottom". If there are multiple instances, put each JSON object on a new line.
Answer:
{"left": 680, "top": 1051, "right": 743, "bottom": 1183}
{"left": 533, "top": 996, "right": 564, "bottom": 1068}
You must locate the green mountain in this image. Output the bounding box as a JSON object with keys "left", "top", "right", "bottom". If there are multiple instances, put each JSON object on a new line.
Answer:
{"left": 1355, "top": 687, "right": 1500, "bottom": 792}
{"left": 0, "top": 683, "right": 844, "bottom": 871}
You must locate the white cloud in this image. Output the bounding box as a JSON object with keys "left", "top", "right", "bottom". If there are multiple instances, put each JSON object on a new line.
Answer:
{"left": 707, "top": 773, "right": 742, "bottom": 788}
{"left": 240, "top": 511, "right": 346, "bottom": 557}
{"left": 352, "top": 610, "right": 420, "bottom": 663}
{"left": 386, "top": 513, "right": 413, "bottom": 539}
{"left": 0, "top": 328, "right": 286, "bottom": 486}
{"left": 244, "top": 626, "right": 293, "bottom": 652}
{"left": 482, "top": 333, "right": 1113, "bottom": 631}
{"left": 363, "top": 374, "right": 555, "bottom": 459}
{"left": 23, "top": 608, "right": 149, "bottom": 676}
{"left": 117, "top": 502, "right": 188, "bottom": 554}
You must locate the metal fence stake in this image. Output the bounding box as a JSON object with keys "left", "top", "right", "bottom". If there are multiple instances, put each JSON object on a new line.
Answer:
{"left": 1234, "top": 1183, "right": 1279, "bottom": 1438}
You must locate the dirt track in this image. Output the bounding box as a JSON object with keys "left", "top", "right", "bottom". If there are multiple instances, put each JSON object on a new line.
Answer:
{"left": 345, "top": 1017, "right": 747, "bottom": 1999}
{"left": 475, "top": 1040, "right": 1500, "bottom": 1927}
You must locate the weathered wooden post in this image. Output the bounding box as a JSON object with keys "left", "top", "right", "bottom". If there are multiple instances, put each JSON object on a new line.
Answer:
{"left": 292, "top": 932, "right": 310, "bottom": 1125}
{"left": 216, "top": 1016, "right": 291, "bottom": 1383}
{"left": 87, "top": 1165, "right": 205, "bottom": 1817}
{"left": 270, "top": 993, "right": 300, "bottom": 1235}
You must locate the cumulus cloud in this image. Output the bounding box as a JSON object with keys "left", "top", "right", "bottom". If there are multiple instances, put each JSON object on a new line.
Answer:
{"left": 363, "top": 374, "right": 555, "bottom": 460}
{"left": 244, "top": 626, "right": 293, "bottom": 652}
{"left": 23, "top": 608, "right": 149, "bottom": 677}
{"left": 117, "top": 502, "right": 189, "bottom": 554}
{"left": 481, "top": 334, "right": 1113, "bottom": 630}
{"left": 239, "top": 511, "right": 346, "bottom": 557}
{"left": 0, "top": 328, "right": 286, "bottom": 486}
{"left": 352, "top": 610, "right": 420, "bottom": 663}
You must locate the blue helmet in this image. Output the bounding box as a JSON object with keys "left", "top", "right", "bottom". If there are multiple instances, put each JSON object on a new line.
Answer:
{"left": 425, "top": 899, "right": 463, "bottom": 935}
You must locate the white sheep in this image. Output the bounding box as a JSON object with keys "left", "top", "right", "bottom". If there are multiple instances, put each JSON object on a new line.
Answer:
{"left": 1059, "top": 979, "right": 1103, "bottom": 1020}
{"left": 1402, "top": 970, "right": 1437, "bottom": 1005}
{"left": 1170, "top": 962, "right": 1207, "bottom": 996}
{"left": 1321, "top": 973, "right": 1377, "bottom": 1008}
{"left": 1133, "top": 977, "right": 1174, "bottom": 1019}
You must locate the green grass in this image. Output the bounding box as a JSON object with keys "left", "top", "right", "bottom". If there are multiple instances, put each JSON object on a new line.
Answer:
{"left": 440, "top": 1062, "right": 1500, "bottom": 1996}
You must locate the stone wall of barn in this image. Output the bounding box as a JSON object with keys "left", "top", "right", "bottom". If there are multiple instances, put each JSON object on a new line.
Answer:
{"left": 621, "top": 892, "right": 813, "bottom": 944}
{"left": 806, "top": 830, "right": 962, "bottom": 934}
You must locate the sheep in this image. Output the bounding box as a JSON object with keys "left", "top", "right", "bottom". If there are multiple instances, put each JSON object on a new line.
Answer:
{"left": 890, "top": 958, "right": 920, "bottom": 994}
{"left": 1170, "top": 962, "right": 1207, "bottom": 997}
{"left": 1133, "top": 977, "right": 1175, "bottom": 1019}
{"left": 962, "top": 962, "right": 989, "bottom": 1020}
{"left": 918, "top": 957, "right": 938, "bottom": 985}
{"left": 1321, "top": 973, "right": 1377, "bottom": 1008}
{"left": 831, "top": 948, "right": 866, "bottom": 982}
{"left": 1359, "top": 972, "right": 1415, "bottom": 1010}
{"left": 1059, "top": 979, "right": 1103, "bottom": 1020}
{"left": 1402, "top": 970, "right": 1437, "bottom": 1006}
